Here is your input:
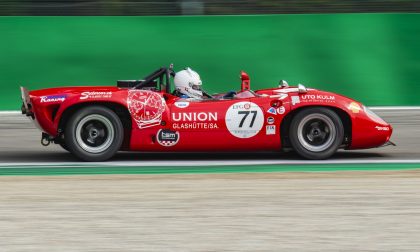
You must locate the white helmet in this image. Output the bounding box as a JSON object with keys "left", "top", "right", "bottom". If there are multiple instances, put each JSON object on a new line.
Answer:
{"left": 174, "top": 67, "right": 203, "bottom": 99}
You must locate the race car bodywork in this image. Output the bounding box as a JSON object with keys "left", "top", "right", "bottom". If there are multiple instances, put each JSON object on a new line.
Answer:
{"left": 20, "top": 66, "right": 393, "bottom": 161}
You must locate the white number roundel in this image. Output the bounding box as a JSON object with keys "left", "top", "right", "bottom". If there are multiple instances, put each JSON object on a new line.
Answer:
{"left": 225, "top": 102, "right": 264, "bottom": 138}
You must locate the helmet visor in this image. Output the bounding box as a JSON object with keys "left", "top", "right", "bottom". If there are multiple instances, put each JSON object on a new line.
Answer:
{"left": 190, "top": 83, "right": 202, "bottom": 91}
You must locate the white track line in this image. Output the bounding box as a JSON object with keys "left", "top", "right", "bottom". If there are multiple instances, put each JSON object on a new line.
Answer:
{"left": 370, "top": 106, "right": 420, "bottom": 111}
{"left": 0, "top": 159, "right": 420, "bottom": 168}
{"left": 0, "top": 111, "right": 21, "bottom": 115}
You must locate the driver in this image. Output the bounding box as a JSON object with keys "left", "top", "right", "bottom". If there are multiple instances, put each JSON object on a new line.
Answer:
{"left": 174, "top": 67, "right": 205, "bottom": 100}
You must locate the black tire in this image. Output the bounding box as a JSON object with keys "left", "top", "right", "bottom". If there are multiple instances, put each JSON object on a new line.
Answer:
{"left": 289, "top": 107, "right": 344, "bottom": 160}
{"left": 64, "top": 106, "right": 123, "bottom": 161}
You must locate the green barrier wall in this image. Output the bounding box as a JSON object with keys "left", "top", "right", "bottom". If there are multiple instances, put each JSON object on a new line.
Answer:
{"left": 1, "top": 14, "right": 419, "bottom": 110}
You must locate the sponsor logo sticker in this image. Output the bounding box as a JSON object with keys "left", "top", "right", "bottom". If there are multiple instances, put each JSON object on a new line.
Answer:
{"left": 267, "top": 117, "right": 275, "bottom": 124}
{"left": 80, "top": 91, "right": 112, "bottom": 100}
{"left": 128, "top": 90, "right": 166, "bottom": 129}
{"left": 232, "top": 103, "right": 251, "bottom": 110}
{"left": 266, "top": 125, "right": 276, "bottom": 135}
{"left": 301, "top": 94, "right": 336, "bottom": 103}
{"left": 171, "top": 112, "right": 219, "bottom": 130}
{"left": 225, "top": 102, "right": 264, "bottom": 138}
{"left": 348, "top": 102, "right": 362, "bottom": 113}
{"left": 172, "top": 112, "right": 217, "bottom": 122}
{"left": 40, "top": 94, "right": 67, "bottom": 103}
{"left": 375, "top": 126, "right": 390, "bottom": 131}
{"left": 174, "top": 101, "right": 190, "bottom": 108}
{"left": 157, "top": 129, "right": 180, "bottom": 147}
{"left": 267, "top": 107, "right": 277, "bottom": 115}
{"left": 291, "top": 96, "right": 300, "bottom": 105}
{"left": 173, "top": 122, "right": 219, "bottom": 130}
{"left": 276, "top": 106, "right": 285, "bottom": 115}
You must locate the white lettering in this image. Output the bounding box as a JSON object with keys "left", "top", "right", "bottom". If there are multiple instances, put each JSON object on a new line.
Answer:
{"left": 172, "top": 112, "right": 218, "bottom": 122}
{"left": 300, "top": 94, "right": 336, "bottom": 103}
{"left": 80, "top": 91, "right": 112, "bottom": 100}
{"left": 40, "top": 95, "right": 66, "bottom": 103}
{"left": 208, "top": 112, "right": 217, "bottom": 121}
{"left": 163, "top": 132, "right": 176, "bottom": 138}
{"left": 197, "top": 112, "right": 207, "bottom": 121}
{"left": 375, "top": 126, "right": 390, "bottom": 131}
{"left": 172, "top": 122, "right": 219, "bottom": 130}
{"left": 172, "top": 113, "right": 181, "bottom": 121}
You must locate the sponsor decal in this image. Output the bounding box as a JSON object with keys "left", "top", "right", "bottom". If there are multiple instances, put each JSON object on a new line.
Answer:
{"left": 225, "top": 102, "right": 264, "bottom": 138}
{"left": 232, "top": 103, "right": 251, "bottom": 110}
{"left": 267, "top": 107, "right": 277, "bottom": 115}
{"left": 300, "top": 94, "right": 336, "bottom": 103}
{"left": 172, "top": 112, "right": 217, "bottom": 122}
{"left": 375, "top": 126, "right": 390, "bottom": 131}
{"left": 267, "top": 117, "right": 275, "bottom": 124}
{"left": 173, "top": 122, "right": 218, "bottom": 130}
{"left": 291, "top": 96, "right": 300, "bottom": 105}
{"left": 174, "top": 101, "right": 190, "bottom": 108}
{"left": 40, "top": 94, "right": 66, "bottom": 103}
{"left": 80, "top": 91, "right": 112, "bottom": 100}
{"left": 348, "top": 102, "right": 362, "bottom": 113}
{"left": 266, "top": 125, "right": 276, "bottom": 135}
{"left": 157, "top": 129, "right": 179, "bottom": 147}
{"left": 276, "top": 106, "right": 285, "bottom": 115}
{"left": 128, "top": 90, "right": 166, "bottom": 129}
{"left": 171, "top": 112, "right": 219, "bottom": 130}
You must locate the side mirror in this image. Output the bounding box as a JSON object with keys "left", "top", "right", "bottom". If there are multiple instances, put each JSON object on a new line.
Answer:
{"left": 298, "top": 84, "right": 307, "bottom": 94}
{"left": 279, "top": 80, "right": 289, "bottom": 88}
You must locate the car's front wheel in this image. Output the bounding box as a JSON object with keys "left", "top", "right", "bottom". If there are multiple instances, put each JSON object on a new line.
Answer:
{"left": 289, "top": 107, "right": 344, "bottom": 159}
{"left": 65, "top": 106, "right": 123, "bottom": 161}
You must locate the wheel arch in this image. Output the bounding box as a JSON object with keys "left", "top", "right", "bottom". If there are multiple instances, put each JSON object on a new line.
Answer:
{"left": 58, "top": 102, "right": 132, "bottom": 149}
{"left": 280, "top": 105, "right": 351, "bottom": 149}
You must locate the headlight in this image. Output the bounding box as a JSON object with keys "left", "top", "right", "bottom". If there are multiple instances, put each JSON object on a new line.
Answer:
{"left": 363, "top": 106, "right": 387, "bottom": 124}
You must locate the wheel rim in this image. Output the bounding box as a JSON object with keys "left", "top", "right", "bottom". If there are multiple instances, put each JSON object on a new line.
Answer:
{"left": 297, "top": 113, "right": 336, "bottom": 152}
{"left": 75, "top": 114, "right": 114, "bottom": 154}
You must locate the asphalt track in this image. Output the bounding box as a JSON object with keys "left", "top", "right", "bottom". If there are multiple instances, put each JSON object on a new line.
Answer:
{"left": 1, "top": 108, "right": 420, "bottom": 251}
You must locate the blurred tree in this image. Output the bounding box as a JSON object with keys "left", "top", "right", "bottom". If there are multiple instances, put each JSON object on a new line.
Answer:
{"left": 0, "top": 0, "right": 419, "bottom": 15}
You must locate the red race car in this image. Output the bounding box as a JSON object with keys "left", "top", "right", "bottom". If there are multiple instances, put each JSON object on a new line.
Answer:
{"left": 20, "top": 65, "right": 393, "bottom": 161}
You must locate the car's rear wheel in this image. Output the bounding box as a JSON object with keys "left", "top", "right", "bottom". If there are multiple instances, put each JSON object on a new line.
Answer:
{"left": 65, "top": 106, "right": 123, "bottom": 161}
{"left": 289, "top": 107, "right": 344, "bottom": 159}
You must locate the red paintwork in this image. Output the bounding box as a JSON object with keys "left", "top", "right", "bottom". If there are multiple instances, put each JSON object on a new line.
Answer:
{"left": 23, "top": 81, "right": 392, "bottom": 152}
{"left": 240, "top": 71, "right": 250, "bottom": 92}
